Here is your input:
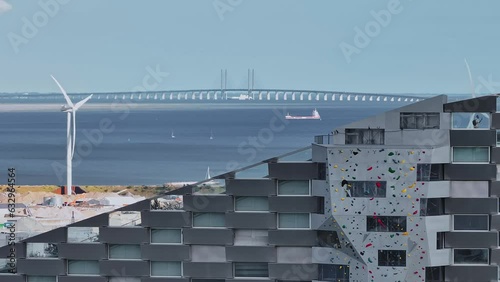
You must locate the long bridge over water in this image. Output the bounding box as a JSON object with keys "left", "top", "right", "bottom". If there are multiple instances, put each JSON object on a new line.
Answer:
{"left": 0, "top": 89, "right": 429, "bottom": 103}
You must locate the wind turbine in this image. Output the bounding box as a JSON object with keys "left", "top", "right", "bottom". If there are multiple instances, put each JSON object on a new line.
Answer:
{"left": 51, "top": 75, "right": 93, "bottom": 195}
{"left": 464, "top": 59, "right": 488, "bottom": 129}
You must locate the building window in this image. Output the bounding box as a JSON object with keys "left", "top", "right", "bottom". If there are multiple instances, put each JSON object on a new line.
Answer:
{"left": 109, "top": 244, "right": 141, "bottom": 260}
{"left": 346, "top": 181, "right": 386, "bottom": 198}
{"left": 234, "top": 262, "right": 269, "bottom": 278}
{"left": 26, "top": 277, "right": 57, "bottom": 282}
{"left": 151, "top": 261, "right": 182, "bottom": 277}
{"left": 400, "top": 112, "right": 440, "bottom": 129}
{"left": 67, "top": 227, "right": 99, "bottom": 243}
{"left": 436, "top": 232, "right": 445, "bottom": 250}
{"left": 345, "top": 129, "right": 384, "bottom": 145}
{"left": 151, "top": 229, "right": 182, "bottom": 244}
{"left": 452, "top": 113, "right": 490, "bottom": 129}
{"left": 277, "top": 180, "right": 310, "bottom": 195}
{"left": 425, "top": 267, "right": 444, "bottom": 281}
{"left": 109, "top": 278, "right": 140, "bottom": 282}
{"left": 317, "top": 231, "right": 341, "bottom": 248}
{"left": 278, "top": 213, "right": 310, "bottom": 229}
{"left": 453, "top": 249, "right": 489, "bottom": 264}
{"left": 192, "top": 212, "right": 225, "bottom": 228}
{"left": 233, "top": 230, "right": 268, "bottom": 246}
{"left": 318, "top": 264, "right": 349, "bottom": 281}
{"left": 416, "top": 164, "right": 444, "bottom": 181}
{"left": 453, "top": 215, "right": 489, "bottom": 231}
{"left": 497, "top": 130, "right": 500, "bottom": 146}
{"left": 68, "top": 260, "right": 99, "bottom": 275}
{"left": 318, "top": 163, "right": 326, "bottom": 180}
{"left": 378, "top": 250, "right": 406, "bottom": 267}
{"left": 420, "top": 198, "right": 444, "bottom": 216}
{"left": 366, "top": 216, "right": 406, "bottom": 232}
{"left": 235, "top": 197, "right": 269, "bottom": 212}
{"left": 26, "top": 243, "right": 58, "bottom": 258}
{"left": 452, "top": 147, "right": 489, "bottom": 163}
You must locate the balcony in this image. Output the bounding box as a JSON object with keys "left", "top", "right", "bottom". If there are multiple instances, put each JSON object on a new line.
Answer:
{"left": 314, "top": 134, "right": 333, "bottom": 145}
{"left": 428, "top": 249, "right": 452, "bottom": 266}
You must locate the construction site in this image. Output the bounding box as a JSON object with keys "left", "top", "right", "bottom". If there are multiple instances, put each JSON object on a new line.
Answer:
{"left": 0, "top": 184, "right": 181, "bottom": 247}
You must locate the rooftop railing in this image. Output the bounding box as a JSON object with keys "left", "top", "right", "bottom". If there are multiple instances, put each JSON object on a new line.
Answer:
{"left": 314, "top": 134, "right": 333, "bottom": 145}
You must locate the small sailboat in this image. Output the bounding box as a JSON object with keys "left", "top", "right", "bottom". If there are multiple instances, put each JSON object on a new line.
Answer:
{"left": 209, "top": 130, "right": 214, "bottom": 140}
{"left": 171, "top": 130, "right": 175, "bottom": 139}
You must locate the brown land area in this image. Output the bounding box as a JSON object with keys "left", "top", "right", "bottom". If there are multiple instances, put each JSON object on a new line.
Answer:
{"left": 0, "top": 185, "right": 175, "bottom": 199}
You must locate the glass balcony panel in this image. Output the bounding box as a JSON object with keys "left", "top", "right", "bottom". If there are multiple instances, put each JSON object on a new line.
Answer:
{"left": 234, "top": 163, "right": 269, "bottom": 179}
{"left": 26, "top": 243, "right": 58, "bottom": 258}
{"left": 67, "top": 227, "right": 99, "bottom": 243}
{"left": 151, "top": 195, "right": 183, "bottom": 211}
{"left": 452, "top": 113, "right": 490, "bottom": 129}
{"left": 0, "top": 259, "right": 12, "bottom": 274}
{"left": 277, "top": 147, "right": 312, "bottom": 162}
{"left": 192, "top": 179, "right": 226, "bottom": 195}
{"left": 109, "top": 211, "right": 141, "bottom": 227}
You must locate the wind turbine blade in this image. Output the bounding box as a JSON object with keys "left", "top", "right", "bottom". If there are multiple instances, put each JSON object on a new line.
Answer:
{"left": 464, "top": 58, "right": 476, "bottom": 98}
{"left": 74, "top": 94, "right": 93, "bottom": 110}
{"left": 467, "top": 115, "right": 474, "bottom": 129}
{"left": 51, "top": 75, "right": 74, "bottom": 107}
{"left": 72, "top": 111, "right": 76, "bottom": 158}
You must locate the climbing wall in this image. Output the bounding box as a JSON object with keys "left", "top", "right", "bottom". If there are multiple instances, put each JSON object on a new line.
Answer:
{"left": 325, "top": 147, "right": 436, "bottom": 282}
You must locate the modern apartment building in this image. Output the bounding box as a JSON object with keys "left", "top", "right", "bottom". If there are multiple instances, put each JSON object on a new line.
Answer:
{"left": 1, "top": 94, "right": 500, "bottom": 282}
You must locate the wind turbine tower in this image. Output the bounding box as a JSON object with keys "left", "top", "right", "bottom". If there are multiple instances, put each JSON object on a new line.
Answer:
{"left": 51, "top": 76, "right": 93, "bottom": 195}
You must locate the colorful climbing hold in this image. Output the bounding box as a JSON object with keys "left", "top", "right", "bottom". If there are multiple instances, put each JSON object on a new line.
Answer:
{"left": 388, "top": 168, "right": 396, "bottom": 173}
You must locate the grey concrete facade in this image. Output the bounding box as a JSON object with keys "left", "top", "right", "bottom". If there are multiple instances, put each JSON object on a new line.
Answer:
{"left": 1, "top": 94, "right": 499, "bottom": 282}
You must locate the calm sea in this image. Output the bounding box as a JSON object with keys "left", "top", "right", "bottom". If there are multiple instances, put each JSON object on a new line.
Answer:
{"left": 0, "top": 103, "right": 396, "bottom": 185}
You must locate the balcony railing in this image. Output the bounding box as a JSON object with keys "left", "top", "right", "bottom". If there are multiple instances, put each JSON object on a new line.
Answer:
{"left": 314, "top": 134, "right": 333, "bottom": 145}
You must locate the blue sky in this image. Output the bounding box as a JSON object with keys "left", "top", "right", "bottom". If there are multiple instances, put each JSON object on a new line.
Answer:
{"left": 1, "top": 0, "right": 500, "bottom": 94}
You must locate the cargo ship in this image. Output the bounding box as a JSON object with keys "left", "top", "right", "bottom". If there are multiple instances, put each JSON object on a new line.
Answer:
{"left": 285, "top": 109, "right": 321, "bottom": 120}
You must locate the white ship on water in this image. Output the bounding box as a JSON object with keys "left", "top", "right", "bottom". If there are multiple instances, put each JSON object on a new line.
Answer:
{"left": 228, "top": 94, "right": 254, "bottom": 100}
{"left": 285, "top": 109, "right": 321, "bottom": 120}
